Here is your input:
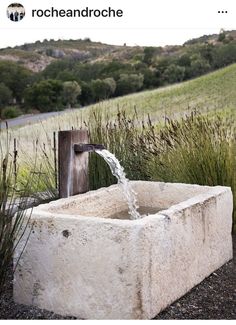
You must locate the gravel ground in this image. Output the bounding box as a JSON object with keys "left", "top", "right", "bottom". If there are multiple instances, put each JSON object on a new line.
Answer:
{"left": 1, "top": 235, "right": 235, "bottom": 320}
{"left": 155, "top": 234, "right": 236, "bottom": 320}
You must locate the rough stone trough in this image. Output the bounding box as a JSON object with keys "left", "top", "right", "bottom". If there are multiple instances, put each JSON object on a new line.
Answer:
{"left": 14, "top": 181, "right": 233, "bottom": 319}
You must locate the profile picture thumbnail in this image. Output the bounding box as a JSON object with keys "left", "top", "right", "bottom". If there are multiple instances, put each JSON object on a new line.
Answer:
{"left": 7, "top": 3, "right": 25, "bottom": 22}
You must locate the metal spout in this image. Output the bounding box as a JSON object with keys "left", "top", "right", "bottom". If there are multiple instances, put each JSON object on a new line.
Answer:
{"left": 74, "top": 143, "right": 105, "bottom": 153}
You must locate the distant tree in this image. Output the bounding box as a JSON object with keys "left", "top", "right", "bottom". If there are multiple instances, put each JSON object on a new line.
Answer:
{"left": 218, "top": 29, "right": 226, "bottom": 42}
{"left": 212, "top": 43, "right": 236, "bottom": 68}
{"left": 0, "top": 61, "right": 32, "bottom": 103}
{"left": 80, "top": 82, "right": 94, "bottom": 106}
{"left": 91, "top": 78, "right": 116, "bottom": 101}
{"left": 42, "top": 59, "right": 74, "bottom": 79}
{"left": 91, "top": 79, "right": 106, "bottom": 101}
{"left": 189, "top": 54, "right": 211, "bottom": 77}
{"left": 83, "top": 37, "right": 91, "bottom": 42}
{"left": 0, "top": 83, "right": 12, "bottom": 117}
{"left": 75, "top": 62, "right": 105, "bottom": 82}
{"left": 143, "top": 47, "right": 156, "bottom": 65}
{"left": 116, "top": 73, "right": 144, "bottom": 96}
{"left": 24, "top": 79, "right": 63, "bottom": 112}
{"left": 99, "top": 61, "right": 134, "bottom": 80}
{"left": 155, "top": 57, "right": 174, "bottom": 75}
{"left": 62, "top": 81, "right": 81, "bottom": 108}
{"left": 57, "top": 70, "right": 77, "bottom": 82}
{"left": 199, "top": 44, "right": 214, "bottom": 65}
{"left": 103, "top": 78, "right": 116, "bottom": 96}
{"left": 21, "top": 43, "right": 30, "bottom": 51}
{"left": 177, "top": 54, "right": 191, "bottom": 67}
{"left": 163, "top": 64, "right": 185, "bottom": 83}
{"left": 134, "top": 62, "right": 148, "bottom": 71}
{"left": 136, "top": 67, "right": 161, "bottom": 89}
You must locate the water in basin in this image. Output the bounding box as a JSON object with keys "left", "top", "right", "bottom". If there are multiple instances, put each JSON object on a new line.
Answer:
{"left": 107, "top": 206, "right": 161, "bottom": 220}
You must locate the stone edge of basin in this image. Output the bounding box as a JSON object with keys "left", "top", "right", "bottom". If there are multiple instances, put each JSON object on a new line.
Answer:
{"left": 25, "top": 181, "right": 233, "bottom": 225}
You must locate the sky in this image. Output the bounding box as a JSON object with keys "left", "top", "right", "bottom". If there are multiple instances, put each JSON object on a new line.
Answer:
{"left": 0, "top": 0, "right": 235, "bottom": 48}
{"left": 0, "top": 28, "right": 228, "bottom": 49}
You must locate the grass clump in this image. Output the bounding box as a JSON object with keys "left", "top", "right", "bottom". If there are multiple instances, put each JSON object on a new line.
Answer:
{"left": 0, "top": 131, "right": 50, "bottom": 293}
{"left": 0, "top": 145, "right": 26, "bottom": 292}
{"left": 1, "top": 107, "right": 235, "bottom": 232}
{"left": 87, "top": 110, "right": 235, "bottom": 229}
{"left": 135, "top": 112, "right": 236, "bottom": 228}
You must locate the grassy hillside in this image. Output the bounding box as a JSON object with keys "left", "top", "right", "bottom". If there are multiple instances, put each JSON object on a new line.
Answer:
{"left": 5, "top": 63, "right": 236, "bottom": 148}
{"left": 1, "top": 29, "right": 236, "bottom": 120}
{"left": 0, "top": 39, "right": 145, "bottom": 72}
{"left": 1, "top": 63, "right": 235, "bottom": 227}
{"left": 0, "top": 30, "right": 236, "bottom": 72}
{"left": 88, "top": 63, "right": 236, "bottom": 119}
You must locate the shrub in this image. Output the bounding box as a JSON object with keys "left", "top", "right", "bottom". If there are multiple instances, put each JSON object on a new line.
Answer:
{"left": 0, "top": 61, "right": 32, "bottom": 103}
{"left": 115, "top": 73, "right": 144, "bottom": 96}
{"left": 1, "top": 106, "right": 22, "bottom": 119}
{"left": 24, "top": 79, "right": 63, "bottom": 112}
{"left": 0, "top": 83, "right": 12, "bottom": 111}
{"left": 80, "top": 81, "right": 94, "bottom": 106}
{"left": 163, "top": 64, "right": 185, "bottom": 83}
{"left": 91, "top": 78, "right": 116, "bottom": 101}
{"left": 62, "top": 81, "right": 81, "bottom": 108}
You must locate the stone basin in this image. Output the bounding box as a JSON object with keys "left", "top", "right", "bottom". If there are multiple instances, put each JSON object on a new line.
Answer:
{"left": 14, "top": 181, "right": 233, "bottom": 319}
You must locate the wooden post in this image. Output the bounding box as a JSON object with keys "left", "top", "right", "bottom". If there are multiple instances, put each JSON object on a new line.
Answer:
{"left": 53, "top": 132, "right": 58, "bottom": 190}
{"left": 58, "top": 130, "right": 89, "bottom": 198}
{"left": 13, "top": 138, "right": 18, "bottom": 184}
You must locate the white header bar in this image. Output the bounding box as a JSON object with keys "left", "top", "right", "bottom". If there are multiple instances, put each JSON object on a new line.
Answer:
{"left": 0, "top": 0, "right": 235, "bottom": 48}
{"left": 0, "top": 0, "right": 235, "bottom": 29}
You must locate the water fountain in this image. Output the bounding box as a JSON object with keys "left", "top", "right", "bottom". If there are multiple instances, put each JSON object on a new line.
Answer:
{"left": 95, "top": 148, "right": 141, "bottom": 220}
{"left": 13, "top": 130, "right": 233, "bottom": 319}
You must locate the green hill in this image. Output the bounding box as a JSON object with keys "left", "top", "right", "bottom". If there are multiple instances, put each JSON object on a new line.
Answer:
{"left": 72, "top": 62, "right": 236, "bottom": 120}
{"left": 8, "top": 63, "right": 236, "bottom": 147}
{"left": 0, "top": 30, "right": 236, "bottom": 72}
{"left": 1, "top": 29, "right": 236, "bottom": 120}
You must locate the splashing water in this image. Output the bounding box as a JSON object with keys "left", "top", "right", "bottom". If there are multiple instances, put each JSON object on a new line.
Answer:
{"left": 95, "top": 149, "right": 141, "bottom": 220}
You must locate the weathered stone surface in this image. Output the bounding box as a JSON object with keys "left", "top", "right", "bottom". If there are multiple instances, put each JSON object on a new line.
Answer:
{"left": 14, "top": 181, "right": 233, "bottom": 319}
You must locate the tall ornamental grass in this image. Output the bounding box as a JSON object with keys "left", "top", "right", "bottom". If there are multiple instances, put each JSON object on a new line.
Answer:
{"left": 0, "top": 130, "right": 36, "bottom": 294}
{"left": 88, "top": 110, "right": 236, "bottom": 229}
{"left": 1, "top": 109, "right": 235, "bottom": 232}
{"left": 135, "top": 113, "right": 236, "bottom": 229}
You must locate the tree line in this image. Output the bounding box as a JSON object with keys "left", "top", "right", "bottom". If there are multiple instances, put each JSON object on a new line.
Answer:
{"left": 0, "top": 36, "right": 236, "bottom": 117}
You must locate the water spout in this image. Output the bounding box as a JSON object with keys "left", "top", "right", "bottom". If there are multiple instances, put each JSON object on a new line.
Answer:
{"left": 95, "top": 149, "right": 141, "bottom": 220}
{"left": 73, "top": 141, "right": 141, "bottom": 219}
{"left": 74, "top": 143, "right": 105, "bottom": 153}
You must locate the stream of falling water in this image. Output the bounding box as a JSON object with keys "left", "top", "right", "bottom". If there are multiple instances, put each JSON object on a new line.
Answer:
{"left": 95, "top": 149, "right": 141, "bottom": 220}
